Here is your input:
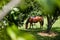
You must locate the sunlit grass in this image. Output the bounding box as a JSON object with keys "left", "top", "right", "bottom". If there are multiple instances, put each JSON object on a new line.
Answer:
{"left": 53, "top": 18, "right": 60, "bottom": 27}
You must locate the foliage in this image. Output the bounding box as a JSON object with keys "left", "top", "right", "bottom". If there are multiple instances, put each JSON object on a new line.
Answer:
{"left": 1, "top": 0, "right": 42, "bottom": 27}
{"left": 0, "top": 0, "right": 10, "bottom": 9}
{"left": 7, "top": 24, "right": 36, "bottom": 40}
{"left": 36, "top": 0, "right": 60, "bottom": 15}
{"left": 19, "top": 0, "right": 42, "bottom": 16}
{"left": 0, "top": 0, "right": 60, "bottom": 40}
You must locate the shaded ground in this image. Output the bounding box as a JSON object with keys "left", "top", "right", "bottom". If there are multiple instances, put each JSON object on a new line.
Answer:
{"left": 20, "top": 27, "right": 60, "bottom": 40}
{"left": 20, "top": 17, "right": 60, "bottom": 40}
{"left": 0, "top": 17, "right": 60, "bottom": 40}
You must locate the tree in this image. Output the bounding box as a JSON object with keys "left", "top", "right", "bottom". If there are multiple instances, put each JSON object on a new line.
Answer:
{"left": 37, "top": 0, "right": 60, "bottom": 33}
{"left": 0, "top": 0, "right": 60, "bottom": 34}
{"left": 0, "top": 0, "right": 38, "bottom": 40}
{"left": 0, "top": 0, "right": 21, "bottom": 40}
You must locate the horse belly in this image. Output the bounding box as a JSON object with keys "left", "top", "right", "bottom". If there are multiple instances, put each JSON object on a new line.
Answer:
{"left": 33, "top": 19, "right": 38, "bottom": 23}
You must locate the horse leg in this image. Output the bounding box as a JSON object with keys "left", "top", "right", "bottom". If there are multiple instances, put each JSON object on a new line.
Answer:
{"left": 25, "top": 24, "right": 28, "bottom": 29}
{"left": 29, "top": 23, "right": 32, "bottom": 29}
{"left": 29, "top": 23, "right": 33, "bottom": 29}
{"left": 40, "top": 21, "right": 43, "bottom": 30}
{"left": 31, "top": 23, "right": 33, "bottom": 28}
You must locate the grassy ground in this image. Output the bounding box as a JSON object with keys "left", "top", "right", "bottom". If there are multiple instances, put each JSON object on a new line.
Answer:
{"left": 19, "top": 17, "right": 60, "bottom": 40}
{"left": 0, "top": 18, "right": 60, "bottom": 40}
{"left": 1, "top": 17, "right": 60, "bottom": 40}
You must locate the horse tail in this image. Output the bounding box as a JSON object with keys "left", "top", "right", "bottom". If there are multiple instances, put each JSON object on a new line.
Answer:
{"left": 25, "top": 17, "right": 29, "bottom": 29}
{"left": 40, "top": 17, "right": 44, "bottom": 26}
{"left": 41, "top": 17, "right": 44, "bottom": 26}
{"left": 42, "top": 19, "right": 44, "bottom": 26}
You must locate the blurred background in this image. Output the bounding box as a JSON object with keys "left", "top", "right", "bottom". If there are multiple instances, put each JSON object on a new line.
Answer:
{"left": 0, "top": 0, "right": 60, "bottom": 40}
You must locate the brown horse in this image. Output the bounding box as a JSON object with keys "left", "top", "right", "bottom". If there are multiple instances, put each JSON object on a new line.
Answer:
{"left": 25, "top": 16, "right": 44, "bottom": 29}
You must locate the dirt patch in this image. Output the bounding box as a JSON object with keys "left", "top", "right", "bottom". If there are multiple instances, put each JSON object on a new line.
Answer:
{"left": 37, "top": 32, "right": 58, "bottom": 37}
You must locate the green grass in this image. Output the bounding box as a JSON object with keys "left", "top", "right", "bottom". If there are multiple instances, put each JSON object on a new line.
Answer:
{"left": 19, "top": 17, "right": 60, "bottom": 40}
{"left": 1, "top": 17, "right": 60, "bottom": 40}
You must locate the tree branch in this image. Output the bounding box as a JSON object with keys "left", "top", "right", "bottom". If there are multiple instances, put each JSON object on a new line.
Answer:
{"left": 0, "top": 0, "right": 21, "bottom": 21}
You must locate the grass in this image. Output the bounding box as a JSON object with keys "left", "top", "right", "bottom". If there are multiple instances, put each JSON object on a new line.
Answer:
{"left": 0, "top": 17, "right": 60, "bottom": 40}
{"left": 19, "top": 17, "right": 60, "bottom": 40}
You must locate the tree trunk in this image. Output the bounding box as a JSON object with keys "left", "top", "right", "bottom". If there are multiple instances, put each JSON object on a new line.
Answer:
{"left": 46, "top": 15, "right": 52, "bottom": 33}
